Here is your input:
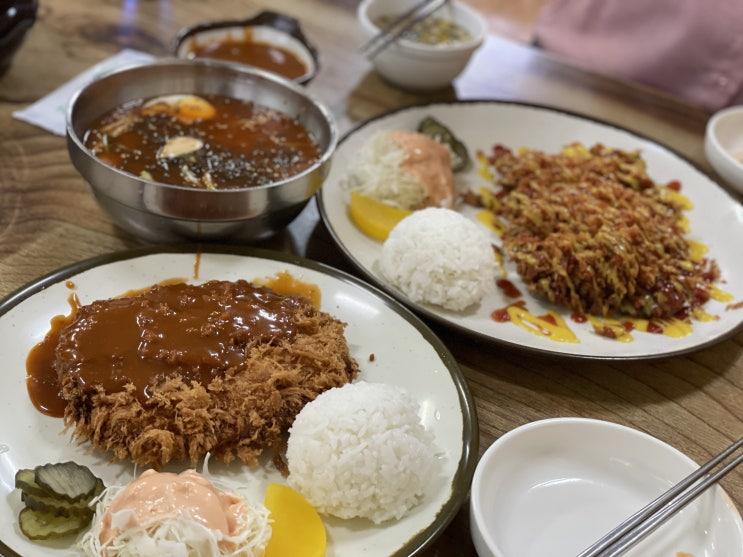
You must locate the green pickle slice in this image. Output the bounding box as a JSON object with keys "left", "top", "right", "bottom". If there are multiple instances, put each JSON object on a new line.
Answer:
{"left": 18, "top": 507, "right": 91, "bottom": 540}
{"left": 15, "top": 462, "right": 105, "bottom": 541}
{"left": 34, "top": 461, "right": 99, "bottom": 503}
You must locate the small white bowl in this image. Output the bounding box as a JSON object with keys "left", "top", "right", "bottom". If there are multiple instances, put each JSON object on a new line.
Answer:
{"left": 469, "top": 418, "right": 743, "bottom": 557}
{"left": 357, "top": 0, "right": 486, "bottom": 91}
{"left": 704, "top": 105, "right": 743, "bottom": 195}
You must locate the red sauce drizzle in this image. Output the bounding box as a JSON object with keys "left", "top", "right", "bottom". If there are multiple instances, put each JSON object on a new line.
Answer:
{"left": 674, "top": 308, "right": 690, "bottom": 321}
{"left": 539, "top": 313, "right": 557, "bottom": 326}
{"left": 491, "top": 300, "right": 527, "bottom": 323}
{"left": 571, "top": 313, "right": 587, "bottom": 323}
{"left": 496, "top": 279, "right": 521, "bottom": 298}
{"left": 666, "top": 180, "right": 682, "bottom": 191}
{"left": 491, "top": 307, "right": 511, "bottom": 322}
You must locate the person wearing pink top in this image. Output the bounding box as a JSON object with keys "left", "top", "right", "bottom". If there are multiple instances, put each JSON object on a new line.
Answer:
{"left": 533, "top": 0, "right": 743, "bottom": 111}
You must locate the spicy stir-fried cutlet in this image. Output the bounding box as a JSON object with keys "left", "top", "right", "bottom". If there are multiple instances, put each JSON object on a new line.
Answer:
{"left": 483, "top": 143, "right": 720, "bottom": 318}
{"left": 55, "top": 280, "right": 359, "bottom": 468}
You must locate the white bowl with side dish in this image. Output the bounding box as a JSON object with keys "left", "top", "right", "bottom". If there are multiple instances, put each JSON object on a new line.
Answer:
{"left": 173, "top": 10, "right": 320, "bottom": 85}
{"left": 705, "top": 105, "right": 743, "bottom": 195}
{"left": 357, "top": 0, "right": 486, "bottom": 91}
{"left": 470, "top": 418, "right": 743, "bottom": 557}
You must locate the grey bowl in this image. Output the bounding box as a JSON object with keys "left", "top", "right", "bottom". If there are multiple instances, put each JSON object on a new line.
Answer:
{"left": 66, "top": 59, "right": 337, "bottom": 243}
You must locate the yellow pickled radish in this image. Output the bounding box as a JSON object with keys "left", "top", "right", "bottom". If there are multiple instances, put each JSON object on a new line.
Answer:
{"left": 348, "top": 190, "right": 413, "bottom": 242}
{"left": 264, "top": 483, "right": 326, "bottom": 557}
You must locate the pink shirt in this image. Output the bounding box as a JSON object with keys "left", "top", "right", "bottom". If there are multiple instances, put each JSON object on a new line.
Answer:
{"left": 534, "top": 0, "right": 743, "bottom": 111}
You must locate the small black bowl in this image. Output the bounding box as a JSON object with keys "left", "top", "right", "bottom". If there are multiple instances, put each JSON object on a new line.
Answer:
{"left": 173, "top": 10, "right": 320, "bottom": 85}
{"left": 0, "top": 0, "right": 38, "bottom": 76}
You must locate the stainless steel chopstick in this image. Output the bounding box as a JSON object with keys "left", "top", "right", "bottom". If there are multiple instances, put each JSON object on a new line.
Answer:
{"left": 360, "top": 0, "right": 448, "bottom": 60}
{"left": 577, "top": 436, "right": 743, "bottom": 557}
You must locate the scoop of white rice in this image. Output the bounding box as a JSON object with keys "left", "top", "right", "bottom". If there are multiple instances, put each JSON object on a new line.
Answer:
{"left": 379, "top": 207, "right": 497, "bottom": 311}
{"left": 286, "top": 381, "right": 439, "bottom": 524}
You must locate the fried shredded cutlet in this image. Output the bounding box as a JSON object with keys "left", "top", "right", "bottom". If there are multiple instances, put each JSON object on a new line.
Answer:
{"left": 483, "top": 143, "right": 720, "bottom": 318}
{"left": 55, "top": 280, "right": 359, "bottom": 468}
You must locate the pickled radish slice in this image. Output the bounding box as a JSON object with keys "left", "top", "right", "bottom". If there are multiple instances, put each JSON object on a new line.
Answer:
{"left": 264, "top": 483, "right": 326, "bottom": 557}
{"left": 348, "top": 190, "right": 412, "bottom": 242}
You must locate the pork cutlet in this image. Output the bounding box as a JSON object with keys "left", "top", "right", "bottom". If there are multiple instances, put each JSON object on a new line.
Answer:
{"left": 53, "top": 279, "right": 359, "bottom": 468}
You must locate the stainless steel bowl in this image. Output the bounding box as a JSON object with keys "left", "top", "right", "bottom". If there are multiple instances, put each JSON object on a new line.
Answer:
{"left": 66, "top": 59, "right": 337, "bottom": 243}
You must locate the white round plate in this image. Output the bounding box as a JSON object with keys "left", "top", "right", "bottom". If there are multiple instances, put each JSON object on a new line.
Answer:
{"left": 470, "top": 418, "right": 743, "bottom": 557}
{"left": 317, "top": 101, "right": 743, "bottom": 360}
{"left": 0, "top": 246, "right": 477, "bottom": 557}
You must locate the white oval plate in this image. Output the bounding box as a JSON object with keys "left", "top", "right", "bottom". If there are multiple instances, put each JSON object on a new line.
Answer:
{"left": 470, "top": 418, "right": 743, "bottom": 557}
{"left": 0, "top": 246, "right": 477, "bottom": 557}
{"left": 317, "top": 101, "right": 743, "bottom": 360}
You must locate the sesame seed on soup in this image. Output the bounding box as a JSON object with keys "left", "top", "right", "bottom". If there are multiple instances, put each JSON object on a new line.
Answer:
{"left": 83, "top": 93, "right": 321, "bottom": 190}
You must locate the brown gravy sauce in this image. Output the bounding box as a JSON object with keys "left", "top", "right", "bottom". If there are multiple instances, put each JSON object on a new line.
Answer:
{"left": 26, "top": 278, "right": 318, "bottom": 417}
{"left": 254, "top": 270, "right": 321, "bottom": 308}
{"left": 26, "top": 294, "right": 81, "bottom": 417}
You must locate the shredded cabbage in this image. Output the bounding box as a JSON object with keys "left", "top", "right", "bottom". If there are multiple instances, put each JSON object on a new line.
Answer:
{"left": 78, "top": 482, "right": 271, "bottom": 557}
{"left": 344, "top": 130, "right": 429, "bottom": 210}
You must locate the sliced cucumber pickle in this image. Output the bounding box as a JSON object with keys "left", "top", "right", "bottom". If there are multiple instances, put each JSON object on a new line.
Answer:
{"left": 14, "top": 469, "right": 48, "bottom": 498}
{"left": 21, "top": 489, "right": 96, "bottom": 518}
{"left": 15, "top": 461, "right": 104, "bottom": 541}
{"left": 18, "top": 507, "right": 91, "bottom": 540}
{"left": 34, "top": 461, "right": 99, "bottom": 503}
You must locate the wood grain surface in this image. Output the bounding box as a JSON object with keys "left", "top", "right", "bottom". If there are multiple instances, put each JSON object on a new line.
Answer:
{"left": 1, "top": 1, "right": 742, "bottom": 556}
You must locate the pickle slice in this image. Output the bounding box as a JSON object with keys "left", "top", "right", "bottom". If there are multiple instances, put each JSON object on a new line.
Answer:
{"left": 18, "top": 507, "right": 90, "bottom": 540}
{"left": 15, "top": 462, "right": 105, "bottom": 541}
{"left": 14, "top": 469, "right": 48, "bottom": 498}
{"left": 21, "top": 485, "right": 99, "bottom": 518}
{"left": 417, "top": 116, "right": 470, "bottom": 172}
{"left": 34, "top": 461, "right": 99, "bottom": 503}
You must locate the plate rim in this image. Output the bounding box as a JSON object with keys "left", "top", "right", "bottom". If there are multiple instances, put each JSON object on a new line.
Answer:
{"left": 0, "top": 243, "right": 480, "bottom": 557}
{"left": 317, "top": 99, "right": 743, "bottom": 361}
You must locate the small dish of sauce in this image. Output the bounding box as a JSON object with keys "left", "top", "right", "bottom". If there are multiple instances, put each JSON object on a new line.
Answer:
{"left": 183, "top": 30, "right": 308, "bottom": 81}
{"left": 173, "top": 11, "right": 319, "bottom": 85}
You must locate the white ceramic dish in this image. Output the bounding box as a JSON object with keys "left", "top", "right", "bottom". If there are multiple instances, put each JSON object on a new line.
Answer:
{"left": 469, "top": 418, "right": 743, "bottom": 557}
{"left": 357, "top": 0, "right": 486, "bottom": 90}
{"left": 173, "top": 10, "right": 320, "bottom": 85}
{"left": 0, "top": 246, "right": 477, "bottom": 557}
{"left": 705, "top": 105, "right": 743, "bottom": 196}
{"left": 317, "top": 100, "right": 743, "bottom": 360}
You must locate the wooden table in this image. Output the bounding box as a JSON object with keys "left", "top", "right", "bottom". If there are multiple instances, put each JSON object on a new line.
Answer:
{"left": 1, "top": 1, "right": 742, "bottom": 555}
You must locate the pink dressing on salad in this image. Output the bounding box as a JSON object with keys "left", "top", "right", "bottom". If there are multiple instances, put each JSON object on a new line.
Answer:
{"left": 98, "top": 469, "right": 246, "bottom": 544}
{"left": 389, "top": 130, "right": 456, "bottom": 208}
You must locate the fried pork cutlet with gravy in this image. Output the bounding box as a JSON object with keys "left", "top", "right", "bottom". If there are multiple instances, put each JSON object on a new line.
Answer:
{"left": 53, "top": 279, "right": 359, "bottom": 468}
